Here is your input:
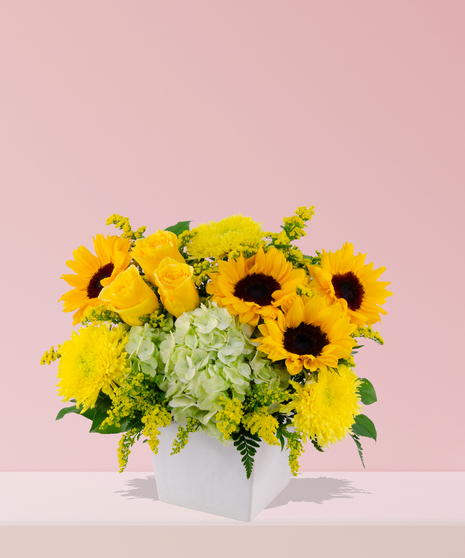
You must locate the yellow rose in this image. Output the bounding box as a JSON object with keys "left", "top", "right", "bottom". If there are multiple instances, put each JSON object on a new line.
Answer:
{"left": 132, "top": 230, "right": 185, "bottom": 285}
{"left": 99, "top": 265, "right": 159, "bottom": 326}
{"left": 154, "top": 258, "right": 200, "bottom": 318}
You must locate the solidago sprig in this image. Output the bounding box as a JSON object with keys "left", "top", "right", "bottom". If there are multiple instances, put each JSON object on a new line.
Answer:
{"left": 265, "top": 206, "right": 316, "bottom": 265}
{"left": 81, "top": 305, "right": 124, "bottom": 326}
{"left": 171, "top": 418, "right": 201, "bottom": 455}
{"left": 284, "top": 430, "right": 304, "bottom": 477}
{"left": 266, "top": 205, "right": 315, "bottom": 246}
{"left": 141, "top": 405, "right": 172, "bottom": 454}
{"left": 101, "top": 372, "right": 161, "bottom": 429}
{"left": 242, "top": 408, "right": 279, "bottom": 446}
{"left": 352, "top": 325, "right": 385, "bottom": 345}
{"left": 106, "top": 214, "right": 146, "bottom": 244}
{"left": 215, "top": 396, "right": 244, "bottom": 440}
{"left": 246, "top": 382, "right": 287, "bottom": 411}
{"left": 40, "top": 345, "right": 61, "bottom": 365}
{"left": 296, "top": 284, "right": 317, "bottom": 298}
{"left": 117, "top": 429, "right": 141, "bottom": 473}
{"left": 139, "top": 308, "right": 173, "bottom": 330}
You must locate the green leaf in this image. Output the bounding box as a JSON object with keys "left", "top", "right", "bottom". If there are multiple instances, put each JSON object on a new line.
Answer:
{"left": 57, "top": 393, "right": 136, "bottom": 435}
{"left": 358, "top": 378, "right": 377, "bottom": 405}
{"left": 88, "top": 408, "right": 131, "bottom": 434}
{"left": 88, "top": 393, "right": 135, "bottom": 434}
{"left": 56, "top": 405, "right": 94, "bottom": 422}
{"left": 350, "top": 433, "right": 366, "bottom": 468}
{"left": 233, "top": 431, "right": 261, "bottom": 479}
{"left": 276, "top": 428, "right": 285, "bottom": 451}
{"left": 352, "top": 414, "right": 377, "bottom": 441}
{"left": 310, "top": 437, "right": 324, "bottom": 452}
{"left": 165, "top": 221, "right": 191, "bottom": 236}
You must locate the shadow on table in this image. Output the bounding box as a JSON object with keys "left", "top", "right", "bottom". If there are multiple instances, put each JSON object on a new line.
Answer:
{"left": 116, "top": 475, "right": 159, "bottom": 501}
{"left": 266, "top": 476, "right": 370, "bottom": 508}
{"left": 116, "top": 475, "right": 370, "bottom": 507}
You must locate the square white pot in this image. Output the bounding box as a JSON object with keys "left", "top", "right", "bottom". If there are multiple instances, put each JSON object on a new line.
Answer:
{"left": 151, "top": 422, "right": 291, "bottom": 522}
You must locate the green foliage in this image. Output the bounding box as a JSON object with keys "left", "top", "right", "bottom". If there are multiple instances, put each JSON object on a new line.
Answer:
{"left": 56, "top": 405, "right": 94, "bottom": 421}
{"left": 304, "top": 250, "right": 322, "bottom": 266}
{"left": 350, "top": 433, "right": 365, "bottom": 468}
{"left": 310, "top": 437, "right": 324, "bottom": 452}
{"left": 232, "top": 430, "right": 261, "bottom": 479}
{"left": 56, "top": 393, "right": 137, "bottom": 434}
{"left": 89, "top": 396, "right": 133, "bottom": 434}
{"left": 357, "top": 378, "right": 377, "bottom": 405}
{"left": 352, "top": 414, "right": 377, "bottom": 441}
{"left": 101, "top": 372, "right": 163, "bottom": 433}
{"left": 276, "top": 427, "right": 285, "bottom": 451}
{"left": 165, "top": 221, "right": 191, "bottom": 236}
{"left": 246, "top": 382, "right": 287, "bottom": 412}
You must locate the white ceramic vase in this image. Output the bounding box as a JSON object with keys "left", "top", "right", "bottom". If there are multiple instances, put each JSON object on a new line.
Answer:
{"left": 151, "top": 422, "right": 291, "bottom": 522}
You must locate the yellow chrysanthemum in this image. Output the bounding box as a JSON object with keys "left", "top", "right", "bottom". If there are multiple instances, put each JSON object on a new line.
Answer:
{"left": 57, "top": 323, "right": 130, "bottom": 412}
{"left": 187, "top": 214, "right": 264, "bottom": 259}
{"left": 207, "top": 247, "right": 307, "bottom": 326}
{"left": 308, "top": 242, "right": 392, "bottom": 326}
{"left": 60, "top": 234, "right": 132, "bottom": 325}
{"left": 287, "top": 366, "right": 362, "bottom": 447}
{"left": 257, "top": 295, "right": 356, "bottom": 375}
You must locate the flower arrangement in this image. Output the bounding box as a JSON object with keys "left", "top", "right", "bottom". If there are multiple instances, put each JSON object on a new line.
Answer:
{"left": 42, "top": 207, "right": 392, "bottom": 478}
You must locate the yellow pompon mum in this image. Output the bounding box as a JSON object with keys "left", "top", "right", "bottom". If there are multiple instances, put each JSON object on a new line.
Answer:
{"left": 257, "top": 295, "right": 356, "bottom": 375}
{"left": 308, "top": 242, "right": 392, "bottom": 326}
{"left": 186, "top": 214, "right": 264, "bottom": 260}
{"left": 286, "top": 366, "right": 362, "bottom": 447}
{"left": 59, "top": 234, "right": 132, "bottom": 325}
{"left": 207, "top": 247, "right": 307, "bottom": 327}
{"left": 56, "top": 323, "right": 130, "bottom": 412}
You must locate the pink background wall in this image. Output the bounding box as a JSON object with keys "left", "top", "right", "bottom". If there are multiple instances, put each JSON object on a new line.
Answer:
{"left": 1, "top": 1, "right": 464, "bottom": 472}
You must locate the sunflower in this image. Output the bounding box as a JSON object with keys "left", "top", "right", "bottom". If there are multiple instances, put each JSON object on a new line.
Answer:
{"left": 60, "top": 234, "right": 132, "bottom": 325}
{"left": 257, "top": 295, "right": 356, "bottom": 375}
{"left": 285, "top": 364, "right": 362, "bottom": 447}
{"left": 57, "top": 323, "right": 130, "bottom": 412}
{"left": 207, "top": 247, "right": 307, "bottom": 326}
{"left": 308, "top": 242, "right": 392, "bottom": 326}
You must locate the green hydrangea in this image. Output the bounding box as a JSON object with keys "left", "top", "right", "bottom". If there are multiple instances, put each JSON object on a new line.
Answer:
{"left": 125, "top": 323, "right": 172, "bottom": 376}
{"left": 157, "top": 302, "right": 287, "bottom": 442}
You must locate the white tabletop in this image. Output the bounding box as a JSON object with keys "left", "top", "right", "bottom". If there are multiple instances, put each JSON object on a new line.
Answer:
{"left": 1, "top": 472, "right": 464, "bottom": 558}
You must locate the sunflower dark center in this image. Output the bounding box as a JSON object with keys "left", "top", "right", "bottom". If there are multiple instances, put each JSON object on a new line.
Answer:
{"left": 87, "top": 263, "right": 115, "bottom": 299}
{"left": 283, "top": 323, "right": 329, "bottom": 357}
{"left": 233, "top": 273, "right": 281, "bottom": 306}
{"left": 331, "top": 271, "right": 365, "bottom": 311}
